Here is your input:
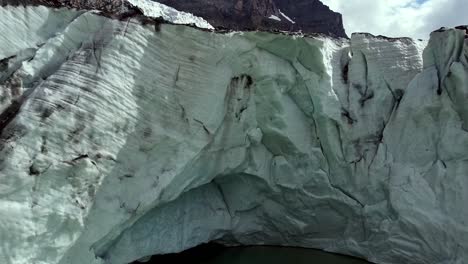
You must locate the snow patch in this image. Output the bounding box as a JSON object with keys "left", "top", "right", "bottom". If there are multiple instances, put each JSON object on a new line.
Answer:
{"left": 126, "top": 0, "right": 214, "bottom": 29}
{"left": 268, "top": 15, "right": 281, "bottom": 22}
{"left": 279, "top": 9, "right": 295, "bottom": 24}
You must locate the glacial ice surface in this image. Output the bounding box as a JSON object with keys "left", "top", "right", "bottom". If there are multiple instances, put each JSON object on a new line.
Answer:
{"left": 0, "top": 5, "right": 468, "bottom": 264}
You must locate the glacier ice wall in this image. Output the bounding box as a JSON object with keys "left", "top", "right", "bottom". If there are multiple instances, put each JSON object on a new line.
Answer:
{"left": 0, "top": 6, "right": 467, "bottom": 264}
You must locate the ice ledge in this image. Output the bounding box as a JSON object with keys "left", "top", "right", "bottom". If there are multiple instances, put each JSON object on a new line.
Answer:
{"left": 126, "top": 0, "right": 213, "bottom": 29}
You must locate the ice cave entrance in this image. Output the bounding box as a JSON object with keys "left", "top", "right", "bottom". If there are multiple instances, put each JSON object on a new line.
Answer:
{"left": 130, "top": 243, "right": 370, "bottom": 263}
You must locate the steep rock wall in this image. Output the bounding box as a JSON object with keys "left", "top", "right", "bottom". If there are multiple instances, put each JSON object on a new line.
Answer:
{"left": 0, "top": 5, "right": 467, "bottom": 264}
{"left": 155, "top": 0, "right": 347, "bottom": 37}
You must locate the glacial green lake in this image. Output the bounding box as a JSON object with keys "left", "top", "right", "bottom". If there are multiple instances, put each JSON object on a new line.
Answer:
{"left": 138, "top": 245, "right": 370, "bottom": 264}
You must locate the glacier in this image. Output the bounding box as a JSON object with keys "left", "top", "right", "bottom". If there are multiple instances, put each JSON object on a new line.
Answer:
{"left": 0, "top": 5, "right": 468, "bottom": 264}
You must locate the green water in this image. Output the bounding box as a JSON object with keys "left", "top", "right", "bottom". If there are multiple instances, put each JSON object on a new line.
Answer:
{"left": 198, "top": 247, "right": 369, "bottom": 264}
{"left": 140, "top": 245, "right": 370, "bottom": 264}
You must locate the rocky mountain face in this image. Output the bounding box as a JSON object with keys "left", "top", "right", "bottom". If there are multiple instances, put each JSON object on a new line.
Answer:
{"left": 1, "top": 2, "right": 468, "bottom": 264}
{"left": 155, "top": 0, "right": 347, "bottom": 37}
{"left": 0, "top": 0, "right": 347, "bottom": 37}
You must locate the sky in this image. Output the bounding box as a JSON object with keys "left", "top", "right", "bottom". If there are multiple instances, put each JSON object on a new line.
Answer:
{"left": 320, "top": 0, "right": 468, "bottom": 39}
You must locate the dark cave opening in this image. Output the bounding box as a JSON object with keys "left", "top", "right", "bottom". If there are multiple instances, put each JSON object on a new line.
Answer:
{"left": 129, "top": 243, "right": 371, "bottom": 264}
{"left": 130, "top": 243, "right": 227, "bottom": 264}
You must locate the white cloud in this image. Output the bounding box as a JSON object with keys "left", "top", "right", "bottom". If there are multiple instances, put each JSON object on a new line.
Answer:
{"left": 321, "top": 0, "right": 468, "bottom": 39}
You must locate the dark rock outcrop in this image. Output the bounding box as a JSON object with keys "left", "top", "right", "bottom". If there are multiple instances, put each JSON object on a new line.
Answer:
{"left": 0, "top": 0, "right": 347, "bottom": 37}
{"left": 156, "top": 0, "right": 347, "bottom": 37}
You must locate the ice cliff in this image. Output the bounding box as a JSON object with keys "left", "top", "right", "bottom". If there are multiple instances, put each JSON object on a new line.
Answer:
{"left": 0, "top": 4, "right": 468, "bottom": 264}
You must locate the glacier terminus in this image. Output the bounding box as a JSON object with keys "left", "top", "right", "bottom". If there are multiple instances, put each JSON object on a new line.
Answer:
{"left": 0, "top": 2, "right": 468, "bottom": 264}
